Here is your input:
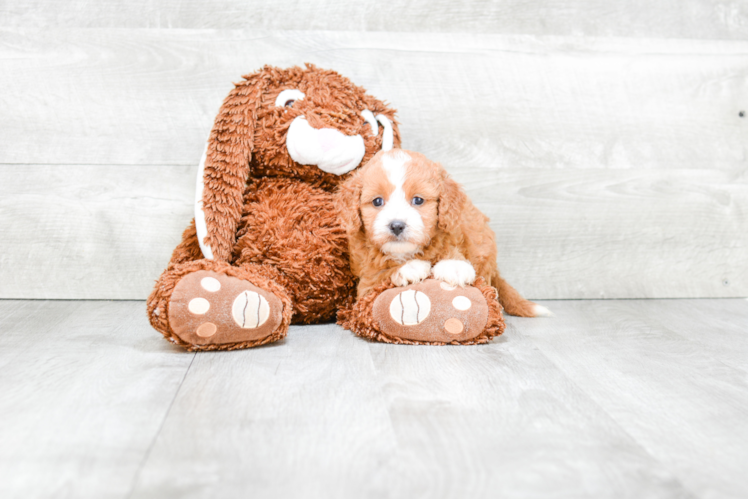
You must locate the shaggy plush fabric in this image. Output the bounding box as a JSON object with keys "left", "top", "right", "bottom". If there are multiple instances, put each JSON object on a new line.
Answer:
{"left": 148, "top": 64, "right": 401, "bottom": 350}
{"left": 149, "top": 64, "right": 516, "bottom": 350}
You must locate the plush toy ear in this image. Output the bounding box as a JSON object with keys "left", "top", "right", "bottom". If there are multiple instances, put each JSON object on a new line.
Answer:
{"left": 437, "top": 167, "right": 468, "bottom": 234}
{"left": 195, "top": 72, "right": 267, "bottom": 261}
{"left": 335, "top": 171, "right": 364, "bottom": 238}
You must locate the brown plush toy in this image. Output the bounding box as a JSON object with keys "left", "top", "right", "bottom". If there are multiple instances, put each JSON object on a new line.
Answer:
{"left": 147, "top": 64, "right": 402, "bottom": 350}
{"left": 148, "top": 64, "right": 541, "bottom": 351}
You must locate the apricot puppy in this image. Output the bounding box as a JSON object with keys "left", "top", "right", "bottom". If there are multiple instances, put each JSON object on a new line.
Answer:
{"left": 338, "top": 148, "right": 549, "bottom": 319}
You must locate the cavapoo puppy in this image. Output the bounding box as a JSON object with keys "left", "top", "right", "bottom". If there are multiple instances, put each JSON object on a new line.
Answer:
{"left": 337, "top": 148, "right": 549, "bottom": 319}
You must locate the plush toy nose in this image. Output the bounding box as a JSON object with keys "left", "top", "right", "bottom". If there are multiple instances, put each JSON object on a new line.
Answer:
{"left": 389, "top": 220, "right": 406, "bottom": 236}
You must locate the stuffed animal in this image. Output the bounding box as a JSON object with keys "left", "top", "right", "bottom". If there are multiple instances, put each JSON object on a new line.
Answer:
{"left": 335, "top": 149, "right": 550, "bottom": 345}
{"left": 147, "top": 63, "right": 541, "bottom": 351}
{"left": 147, "top": 64, "right": 402, "bottom": 350}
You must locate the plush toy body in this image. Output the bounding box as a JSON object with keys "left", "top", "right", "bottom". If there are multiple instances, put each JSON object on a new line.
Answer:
{"left": 147, "top": 64, "right": 401, "bottom": 350}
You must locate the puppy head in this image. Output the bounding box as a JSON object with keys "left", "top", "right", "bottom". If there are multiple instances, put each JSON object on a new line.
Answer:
{"left": 337, "top": 148, "right": 466, "bottom": 260}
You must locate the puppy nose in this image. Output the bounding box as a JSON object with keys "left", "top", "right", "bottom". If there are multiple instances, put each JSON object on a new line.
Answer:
{"left": 389, "top": 220, "right": 406, "bottom": 236}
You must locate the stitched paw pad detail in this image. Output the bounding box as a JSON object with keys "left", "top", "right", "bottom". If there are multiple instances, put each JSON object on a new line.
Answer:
{"left": 389, "top": 289, "right": 431, "bottom": 325}
{"left": 372, "top": 279, "right": 489, "bottom": 343}
{"left": 232, "top": 291, "right": 270, "bottom": 328}
{"left": 169, "top": 270, "right": 283, "bottom": 346}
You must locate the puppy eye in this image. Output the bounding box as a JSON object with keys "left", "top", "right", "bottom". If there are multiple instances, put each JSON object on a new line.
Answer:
{"left": 275, "top": 89, "right": 305, "bottom": 108}
{"left": 372, "top": 197, "right": 384, "bottom": 207}
{"left": 411, "top": 196, "right": 424, "bottom": 206}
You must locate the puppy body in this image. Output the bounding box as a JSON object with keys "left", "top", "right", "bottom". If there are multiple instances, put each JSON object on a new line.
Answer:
{"left": 337, "top": 149, "right": 547, "bottom": 317}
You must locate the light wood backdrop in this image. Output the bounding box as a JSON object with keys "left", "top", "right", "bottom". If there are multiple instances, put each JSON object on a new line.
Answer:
{"left": 1, "top": 2, "right": 746, "bottom": 300}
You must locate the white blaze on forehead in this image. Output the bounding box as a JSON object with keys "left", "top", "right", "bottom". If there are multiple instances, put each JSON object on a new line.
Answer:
{"left": 374, "top": 150, "right": 426, "bottom": 251}
{"left": 381, "top": 150, "right": 410, "bottom": 187}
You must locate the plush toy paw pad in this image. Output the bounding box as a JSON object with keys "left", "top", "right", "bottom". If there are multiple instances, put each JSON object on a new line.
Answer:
{"left": 196, "top": 322, "right": 217, "bottom": 337}
{"left": 231, "top": 291, "right": 270, "bottom": 328}
{"left": 169, "top": 270, "right": 283, "bottom": 346}
{"left": 389, "top": 289, "right": 431, "bottom": 325}
{"left": 188, "top": 297, "right": 210, "bottom": 314}
{"left": 373, "top": 279, "right": 489, "bottom": 343}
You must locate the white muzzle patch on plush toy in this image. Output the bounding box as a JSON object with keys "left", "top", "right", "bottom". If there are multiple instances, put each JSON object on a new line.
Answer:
{"left": 286, "top": 117, "right": 366, "bottom": 176}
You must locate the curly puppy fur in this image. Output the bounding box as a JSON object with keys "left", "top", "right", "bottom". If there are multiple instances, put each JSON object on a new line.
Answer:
{"left": 148, "top": 64, "right": 401, "bottom": 349}
{"left": 335, "top": 149, "right": 543, "bottom": 318}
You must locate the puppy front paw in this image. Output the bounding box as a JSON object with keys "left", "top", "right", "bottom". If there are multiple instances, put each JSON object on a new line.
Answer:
{"left": 432, "top": 259, "right": 476, "bottom": 287}
{"left": 391, "top": 259, "right": 432, "bottom": 287}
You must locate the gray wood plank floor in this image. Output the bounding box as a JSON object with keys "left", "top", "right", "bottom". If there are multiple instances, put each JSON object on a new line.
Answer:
{"left": 1, "top": 299, "right": 747, "bottom": 497}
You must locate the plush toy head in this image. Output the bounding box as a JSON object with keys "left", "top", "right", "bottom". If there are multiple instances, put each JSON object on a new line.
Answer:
{"left": 196, "top": 63, "right": 402, "bottom": 261}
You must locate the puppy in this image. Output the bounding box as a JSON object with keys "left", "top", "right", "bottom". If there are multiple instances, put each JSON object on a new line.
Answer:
{"left": 336, "top": 148, "right": 550, "bottom": 317}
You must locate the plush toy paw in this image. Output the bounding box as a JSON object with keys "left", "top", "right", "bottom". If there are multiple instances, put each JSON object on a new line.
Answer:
{"left": 372, "top": 278, "right": 489, "bottom": 343}
{"left": 391, "top": 259, "right": 432, "bottom": 287}
{"left": 168, "top": 270, "right": 284, "bottom": 346}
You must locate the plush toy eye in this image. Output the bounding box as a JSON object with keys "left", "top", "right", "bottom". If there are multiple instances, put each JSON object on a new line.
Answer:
{"left": 372, "top": 197, "right": 384, "bottom": 207}
{"left": 412, "top": 196, "right": 424, "bottom": 206}
{"left": 275, "top": 89, "right": 305, "bottom": 108}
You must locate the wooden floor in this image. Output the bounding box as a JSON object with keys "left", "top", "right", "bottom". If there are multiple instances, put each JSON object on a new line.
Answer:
{"left": 1, "top": 298, "right": 747, "bottom": 498}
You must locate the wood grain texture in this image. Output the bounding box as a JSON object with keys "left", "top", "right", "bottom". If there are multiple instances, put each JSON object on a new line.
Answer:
{"left": 0, "top": 300, "right": 194, "bottom": 498}
{"left": 1, "top": 29, "right": 746, "bottom": 169}
{"left": 640, "top": 299, "right": 748, "bottom": 371}
{"left": 515, "top": 298, "right": 748, "bottom": 497}
{"left": 2, "top": 298, "right": 747, "bottom": 496}
{"left": 2, "top": 165, "right": 745, "bottom": 300}
{"left": 363, "top": 333, "right": 687, "bottom": 497}
{"left": 0, "top": 164, "right": 193, "bottom": 300}
{"left": 129, "top": 323, "right": 402, "bottom": 497}
{"left": 467, "top": 167, "right": 748, "bottom": 300}
{"left": 1, "top": 30, "right": 746, "bottom": 300}
{"left": 1, "top": 0, "right": 747, "bottom": 40}
{"left": 130, "top": 321, "right": 686, "bottom": 498}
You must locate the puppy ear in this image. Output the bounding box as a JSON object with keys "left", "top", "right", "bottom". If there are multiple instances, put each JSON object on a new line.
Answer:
{"left": 335, "top": 171, "right": 364, "bottom": 238}
{"left": 437, "top": 167, "right": 468, "bottom": 234}
{"left": 196, "top": 69, "right": 270, "bottom": 261}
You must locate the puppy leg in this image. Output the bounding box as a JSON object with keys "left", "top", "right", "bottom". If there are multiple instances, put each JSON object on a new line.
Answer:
{"left": 391, "top": 259, "right": 432, "bottom": 287}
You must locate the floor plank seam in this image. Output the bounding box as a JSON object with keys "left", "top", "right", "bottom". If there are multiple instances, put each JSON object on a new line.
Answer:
{"left": 514, "top": 326, "right": 696, "bottom": 496}
{"left": 125, "top": 351, "right": 197, "bottom": 498}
